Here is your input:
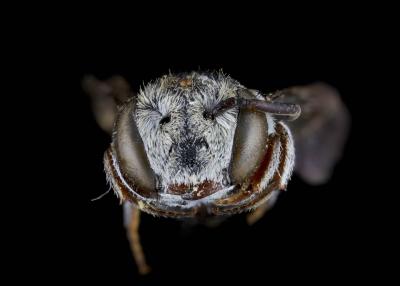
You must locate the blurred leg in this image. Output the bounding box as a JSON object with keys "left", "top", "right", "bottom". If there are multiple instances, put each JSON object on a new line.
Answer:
{"left": 124, "top": 203, "right": 151, "bottom": 275}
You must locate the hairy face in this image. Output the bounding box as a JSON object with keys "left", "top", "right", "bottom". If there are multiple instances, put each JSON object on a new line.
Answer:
{"left": 135, "top": 73, "right": 241, "bottom": 191}
{"left": 103, "top": 71, "right": 299, "bottom": 217}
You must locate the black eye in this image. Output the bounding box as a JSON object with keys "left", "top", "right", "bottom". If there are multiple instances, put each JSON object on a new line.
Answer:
{"left": 159, "top": 115, "right": 171, "bottom": 125}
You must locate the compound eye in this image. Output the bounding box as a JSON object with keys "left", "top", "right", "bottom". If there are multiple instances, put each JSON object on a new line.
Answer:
{"left": 230, "top": 97, "right": 269, "bottom": 185}
{"left": 112, "top": 100, "right": 156, "bottom": 194}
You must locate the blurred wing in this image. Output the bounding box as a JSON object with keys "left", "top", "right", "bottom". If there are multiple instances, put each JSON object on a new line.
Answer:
{"left": 271, "top": 83, "right": 350, "bottom": 185}
{"left": 82, "top": 75, "right": 133, "bottom": 134}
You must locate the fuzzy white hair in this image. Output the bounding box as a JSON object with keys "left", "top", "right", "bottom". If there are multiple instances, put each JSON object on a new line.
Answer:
{"left": 135, "top": 72, "right": 241, "bottom": 189}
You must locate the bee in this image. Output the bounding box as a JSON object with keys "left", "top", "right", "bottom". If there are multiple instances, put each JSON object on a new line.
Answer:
{"left": 83, "top": 71, "right": 349, "bottom": 274}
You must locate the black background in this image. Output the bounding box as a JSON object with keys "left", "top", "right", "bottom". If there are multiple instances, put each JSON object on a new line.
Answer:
{"left": 38, "top": 36, "right": 371, "bottom": 284}
{"left": 4, "top": 5, "right": 390, "bottom": 282}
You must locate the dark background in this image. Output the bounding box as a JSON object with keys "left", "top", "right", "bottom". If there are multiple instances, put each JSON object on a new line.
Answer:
{"left": 39, "top": 36, "right": 371, "bottom": 284}
{"left": 5, "top": 8, "right": 388, "bottom": 284}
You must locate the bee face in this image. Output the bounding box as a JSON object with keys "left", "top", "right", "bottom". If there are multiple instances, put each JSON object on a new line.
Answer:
{"left": 105, "top": 72, "right": 297, "bottom": 217}
{"left": 135, "top": 73, "right": 239, "bottom": 194}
